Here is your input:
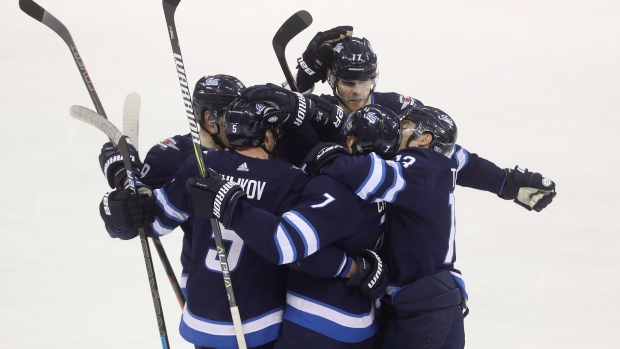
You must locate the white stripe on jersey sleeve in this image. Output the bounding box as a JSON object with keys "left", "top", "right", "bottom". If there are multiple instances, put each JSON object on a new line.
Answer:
{"left": 282, "top": 211, "right": 319, "bottom": 258}
{"left": 286, "top": 292, "right": 375, "bottom": 329}
{"left": 275, "top": 224, "right": 296, "bottom": 264}
{"left": 182, "top": 305, "right": 283, "bottom": 336}
{"left": 154, "top": 189, "right": 189, "bottom": 222}
{"left": 355, "top": 153, "right": 386, "bottom": 201}
{"left": 373, "top": 160, "right": 405, "bottom": 203}
{"left": 454, "top": 148, "right": 469, "bottom": 172}
{"left": 151, "top": 217, "right": 175, "bottom": 236}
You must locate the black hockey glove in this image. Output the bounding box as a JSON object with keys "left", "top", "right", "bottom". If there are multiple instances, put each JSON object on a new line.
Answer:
{"left": 297, "top": 26, "right": 353, "bottom": 83}
{"left": 500, "top": 165, "right": 557, "bottom": 212}
{"left": 307, "top": 94, "right": 346, "bottom": 140}
{"left": 99, "top": 187, "right": 156, "bottom": 230}
{"left": 240, "top": 83, "right": 315, "bottom": 129}
{"left": 98, "top": 142, "right": 142, "bottom": 189}
{"left": 186, "top": 169, "right": 246, "bottom": 228}
{"left": 347, "top": 249, "right": 388, "bottom": 299}
{"left": 304, "top": 142, "right": 350, "bottom": 176}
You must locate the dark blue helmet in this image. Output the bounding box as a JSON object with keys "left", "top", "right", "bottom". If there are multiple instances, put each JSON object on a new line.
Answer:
{"left": 399, "top": 106, "right": 458, "bottom": 156}
{"left": 343, "top": 104, "right": 401, "bottom": 159}
{"left": 192, "top": 74, "right": 245, "bottom": 124}
{"left": 225, "top": 98, "right": 283, "bottom": 148}
{"left": 328, "top": 37, "right": 378, "bottom": 96}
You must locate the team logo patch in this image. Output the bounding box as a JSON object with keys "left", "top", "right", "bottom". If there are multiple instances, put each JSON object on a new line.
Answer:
{"left": 364, "top": 111, "right": 379, "bottom": 124}
{"left": 399, "top": 95, "right": 416, "bottom": 110}
{"left": 438, "top": 114, "right": 454, "bottom": 127}
{"left": 202, "top": 77, "right": 220, "bottom": 86}
{"left": 255, "top": 102, "right": 267, "bottom": 115}
{"left": 157, "top": 137, "right": 180, "bottom": 150}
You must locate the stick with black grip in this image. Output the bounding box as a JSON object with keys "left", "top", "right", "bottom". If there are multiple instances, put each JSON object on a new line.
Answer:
{"left": 273, "top": 10, "right": 313, "bottom": 92}
{"left": 20, "top": 0, "right": 184, "bottom": 314}
{"left": 70, "top": 105, "right": 170, "bottom": 349}
{"left": 161, "top": 1, "right": 246, "bottom": 347}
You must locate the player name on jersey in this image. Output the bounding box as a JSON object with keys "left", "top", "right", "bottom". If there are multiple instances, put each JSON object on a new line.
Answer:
{"left": 222, "top": 175, "right": 266, "bottom": 200}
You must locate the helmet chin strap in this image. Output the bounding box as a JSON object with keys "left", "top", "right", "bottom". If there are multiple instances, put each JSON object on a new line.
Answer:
{"left": 199, "top": 109, "right": 229, "bottom": 150}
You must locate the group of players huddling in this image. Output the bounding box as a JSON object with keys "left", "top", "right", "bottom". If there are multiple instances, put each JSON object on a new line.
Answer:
{"left": 98, "top": 26, "right": 556, "bottom": 349}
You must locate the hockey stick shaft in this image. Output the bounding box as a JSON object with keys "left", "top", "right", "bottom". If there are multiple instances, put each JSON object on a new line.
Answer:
{"left": 161, "top": 1, "right": 247, "bottom": 347}
{"left": 272, "top": 11, "right": 313, "bottom": 92}
{"left": 123, "top": 93, "right": 186, "bottom": 309}
{"left": 70, "top": 106, "right": 170, "bottom": 349}
{"left": 20, "top": 0, "right": 106, "bottom": 117}
{"left": 21, "top": 1, "right": 171, "bottom": 345}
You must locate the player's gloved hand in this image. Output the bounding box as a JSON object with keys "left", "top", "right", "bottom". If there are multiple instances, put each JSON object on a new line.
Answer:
{"left": 500, "top": 165, "right": 556, "bottom": 212}
{"left": 347, "top": 249, "right": 388, "bottom": 299}
{"left": 185, "top": 168, "right": 246, "bottom": 228}
{"left": 240, "top": 83, "right": 316, "bottom": 129}
{"left": 304, "top": 142, "right": 350, "bottom": 176}
{"left": 307, "top": 94, "right": 346, "bottom": 140}
{"left": 99, "top": 187, "right": 156, "bottom": 230}
{"left": 99, "top": 142, "right": 142, "bottom": 189}
{"left": 297, "top": 26, "right": 353, "bottom": 83}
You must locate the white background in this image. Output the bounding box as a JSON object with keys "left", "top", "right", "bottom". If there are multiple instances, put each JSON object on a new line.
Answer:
{"left": 1, "top": 0, "right": 619, "bottom": 348}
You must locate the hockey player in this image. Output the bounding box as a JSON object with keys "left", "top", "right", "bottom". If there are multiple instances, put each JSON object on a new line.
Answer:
{"left": 307, "top": 106, "right": 556, "bottom": 348}
{"left": 98, "top": 74, "right": 245, "bottom": 298}
{"left": 293, "top": 30, "right": 557, "bottom": 212}
{"left": 101, "top": 97, "right": 310, "bottom": 348}
{"left": 186, "top": 105, "right": 403, "bottom": 348}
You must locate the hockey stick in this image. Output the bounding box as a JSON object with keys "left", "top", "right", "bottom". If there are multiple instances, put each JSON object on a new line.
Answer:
{"left": 123, "top": 93, "right": 187, "bottom": 309}
{"left": 19, "top": 0, "right": 107, "bottom": 117}
{"left": 273, "top": 10, "right": 313, "bottom": 92}
{"left": 161, "top": 1, "right": 247, "bottom": 347}
{"left": 21, "top": 1, "right": 172, "bottom": 346}
{"left": 70, "top": 105, "right": 170, "bottom": 349}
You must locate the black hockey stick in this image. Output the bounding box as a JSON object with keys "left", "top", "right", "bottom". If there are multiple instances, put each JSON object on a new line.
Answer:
{"left": 162, "top": 1, "right": 247, "bottom": 347}
{"left": 21, "top": 1, "right": 175, "bottom": 345}
{"left": 123, "top": 93, "right": 187, "bottom": 309}
{"left": 273, "top": 10, "right": 313, "bottom": 92}
{"left": 70, "top": 106, "right": 170, "bottom": 349}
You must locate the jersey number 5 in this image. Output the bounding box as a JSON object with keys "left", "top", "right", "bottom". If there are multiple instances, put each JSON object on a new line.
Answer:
{"left": 205, "top": 227, "right": 244, "bottom": 272}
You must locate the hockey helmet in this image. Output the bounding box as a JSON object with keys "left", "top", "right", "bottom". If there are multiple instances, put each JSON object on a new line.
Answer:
{"left": 399, "top": 106, "right": 458, "bottom": 156}
{"left": 342, "top": 104, "right": 401, "bottom": 159}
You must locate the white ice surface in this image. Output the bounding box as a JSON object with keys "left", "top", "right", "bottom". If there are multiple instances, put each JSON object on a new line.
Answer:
{"left": 1, "top": 0, "right": 619, "bottom": 348}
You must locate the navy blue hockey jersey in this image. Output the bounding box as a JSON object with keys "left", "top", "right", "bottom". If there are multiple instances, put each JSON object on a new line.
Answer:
{"left": 149, "top": 150, "right": 309, "bottom": 348}
{"left": 229, "top": 175, "right": 385, "bottom": 343}
{"left": 141, "top": 134, "right": 197, "bottom": 294}
{"left": 321, "top": 150, "right": 464, "bottom": 296}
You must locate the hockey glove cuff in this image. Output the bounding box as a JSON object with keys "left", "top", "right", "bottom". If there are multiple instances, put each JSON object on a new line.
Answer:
{"left": 307, "top": 94, "right": 345, "bottom": 140}
{"left": 99, "top": 142, "right": 142, "bottom": 189}
{"left": 240, "top": 83, "right": 316, "bottom": 129}
{"left": 100, "top": 188, "right": 156, "bottom": 230}
{"left": 186, "top": 169, "right": 247, "bottom": 228}
{"left": 347, "top": 249, "right": 388, "bottom": 299}
{"left": 500, "top": 165, "right": 557, "bottom": 212}
{"left": 304, "top": 142, "right": 350, "bottom": 176}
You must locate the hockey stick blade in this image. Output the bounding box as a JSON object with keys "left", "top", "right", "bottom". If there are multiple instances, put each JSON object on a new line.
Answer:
{"left": 273, "top": 10, "right": 313, "bottom": 92}
{"left": 121, "top": 92, "right": 187, "bottom": 309}
{"left": 70, "top": 105, "right": 124, "bottom": 145}
{"left": 122, "top": 92, "right": 141, "bottom": 150}
{"left": 70, "top": 104, "right": 170, "bottom": 348}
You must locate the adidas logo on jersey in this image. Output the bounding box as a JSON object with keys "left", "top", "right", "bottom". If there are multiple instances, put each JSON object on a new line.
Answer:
{"left": 237, "top": 162, "right": 249, "bottom": 172}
